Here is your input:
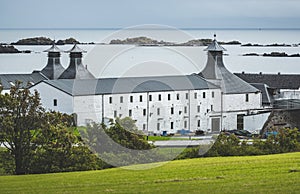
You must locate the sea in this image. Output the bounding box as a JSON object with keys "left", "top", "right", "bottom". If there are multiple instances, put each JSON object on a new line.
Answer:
{"left": 0, "top": 28, "right": 300, "bottom": 78}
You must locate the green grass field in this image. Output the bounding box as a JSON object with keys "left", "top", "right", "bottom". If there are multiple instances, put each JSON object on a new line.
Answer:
{"left": 0, "top": 152, "right": 299, "bottom": 194}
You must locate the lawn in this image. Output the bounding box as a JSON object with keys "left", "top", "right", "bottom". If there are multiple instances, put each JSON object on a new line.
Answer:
{"left": 0, "top": 152, "right": 299, "bottom": 194}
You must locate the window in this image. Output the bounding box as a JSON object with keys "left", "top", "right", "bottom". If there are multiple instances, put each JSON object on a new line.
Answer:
{"left": 184, "top": 106, "right": 187, "bottom": 114}
{"left": 237, "top": 114, "right": 244, "bottom": 130}
{"left": 143, "top": 109, "right": 146, "bottom": 116}
{"left": 129, "top": 109, "right": 132, "bottom": 117}
{"left": 168, "top": 94, "right": 171, "bottom": 101}
{"left": 194, "top": 92, "right": 197, "bottom": 99}
{"left": 211, "top": 105, "right": 213, "bottom": 111}
{"left": 197, "top": 105, "right": 200, "bottom": 113}
{"left": 203, "top": 92, "right": 206, "bottom": 98}
{"left": 177, "top": 93, "right": 180, "bottom": 100}
{"left": 53, "top": 99, "right": 57, "bottom": 106}
{"left": 114, "top": 110, "right": 117, "bottom": 118}
{"left": 197, "top": 120, "right": 201, "bottom": 127}
{"left": 149, "top": 95, "right": 152, "bottom": 101}
{"left": 246, "top": 94, "right": 249, "bottom": 102}
{"left": 212, "top": 91, "right": 215, "bottom": 98}
{"left": 157, "top": 108, "right": 160, "bottom": 115}
{"left": 157, "top": 123, "right": 160, "bottom": 131}
{"left": 120, "top": 96, "right": 123, "bottom": 103}
{"left": 140, "top": 95, "right": 143, "bottom": 102}
{"left": 171, "top": 107, "right": 174, "bottom": 114}
{"left": 130, "top": 96, "right": 133, "bottom": 103}
{"left": 158, "top": 94, "right": 161, "bottom": 101}
{"left": 185, "top": 93, "right": 189, "bottom": 99}
{"left": 109, "top": 97, "right": 112, "bottom": 104}
{"left": 143, "top": 124, "right": 146, "bottom": 130}
{"left": 184, "top": 120, "right": 188, "bottom": 129}
{"left": 171, "top": 122, "right": 174, "bottom": 129}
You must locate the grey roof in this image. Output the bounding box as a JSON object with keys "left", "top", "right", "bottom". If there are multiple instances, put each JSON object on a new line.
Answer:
{"left": 250, "top": 83, "right": 273, "bottom": 105}
{"left": 200, "top": 44, "right": 259, "bottom": 94}
{"left": 39, "top": 74, "right": 219, "bottom": 96}
{"left": 204, "top": 39, "right": 226, "bottom": 52}
{"left": 44, "top": 44, "right": 63, "bottom": 52}
{"left": 66, "top": 44, "right": 87, "bottom": 53}
{"left": 235, "top": 73, "right": 300, "bottom": 90}
{"left": 58, "top": 63, "right": 95, "bottom": 79}
{"left": 0, "top": 71, "right": 47, "bottom": 90}
{"left": 41, "top": 62, "right": 65, "bottom": 80}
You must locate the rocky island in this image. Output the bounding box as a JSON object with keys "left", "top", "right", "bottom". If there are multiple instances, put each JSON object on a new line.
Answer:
{"left": 11, "top": 37, "right": 81, "bottom": 45}
{"left": 0, "top": 45, "right": 31, "bottom": 54}
{"left": 242, "top": 43, "right": 298, "bottom": 47}
{"left": 109, "top": 36, "right": 241, "bottom": 46}
{"left": 243, "top": 52, "right": 300, "bottom": 57}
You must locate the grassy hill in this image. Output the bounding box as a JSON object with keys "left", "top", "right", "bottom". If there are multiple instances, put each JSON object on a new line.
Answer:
{"left": 0, "top": 152, "right": 299, "bottom": 194}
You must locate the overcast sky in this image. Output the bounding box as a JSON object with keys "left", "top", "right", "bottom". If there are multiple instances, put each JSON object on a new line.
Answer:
{"left": 1, "top": 0, "right": 300, "bottom": 29}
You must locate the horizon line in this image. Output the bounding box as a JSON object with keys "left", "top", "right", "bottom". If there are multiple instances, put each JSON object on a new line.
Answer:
{"left": 1, "top": 27, "right": 300, "bottom": 31}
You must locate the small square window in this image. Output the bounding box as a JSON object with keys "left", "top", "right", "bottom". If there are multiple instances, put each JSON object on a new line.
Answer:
{"left": 184, "top": 106, "right": 187, "bottom": 114}
{"left": 129, "top": 109, "right": 132, "bottom": 117}
{"left": 140, "top": 95, "right": 143, "bottom": 102}
{"left": 53, "top": 99, "right": 57, "bottom": 106}
{"left": 246, "top": 94, "right": 249, "bottom": 102}
{"left": 184, "top": 120, "right": 188, "bottom": 129}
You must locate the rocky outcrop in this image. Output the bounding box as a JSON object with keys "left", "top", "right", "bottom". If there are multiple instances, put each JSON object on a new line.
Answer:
{"left": 12, "top": 37, "right": 53, "bottom": 45}
{"left": 0, "top": 45, "right": 31, "bottom": 53}
{"left": 12, "top": 37, "right": 81, "bottom": 45}
{"left": 109, "top": 36, "right": 241, "bottom": 46}
{"left": 262, "top": 109, "right": 300, "bottom": 134}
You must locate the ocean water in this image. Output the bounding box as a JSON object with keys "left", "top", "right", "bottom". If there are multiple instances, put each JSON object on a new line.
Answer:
{"left": 0, "top": 29, "right": 300, "bottom": 76}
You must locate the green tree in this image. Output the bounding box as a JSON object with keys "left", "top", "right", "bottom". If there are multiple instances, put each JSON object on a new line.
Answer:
{"left": 0, "top": 81, "right": 44, "bottom": 174}
{"left": 0, "top": 82, "right": 101, "bottom": 174}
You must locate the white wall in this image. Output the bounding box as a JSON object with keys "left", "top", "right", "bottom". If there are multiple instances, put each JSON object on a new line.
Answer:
{"left": 30, "top": 83, "right": 73, "bottom": 114}
{"left": 244, "top": 112, "right": 271, "bottom": 132}
{"left": 219, "top": 92, "right": 262, "bottom": 131}
{"left": 278, "top": 89, "right": 300, "bottom": 100}
{"left": 73, "top": 95, "right": 102, "bottom": 126}
{"left": 100, "top": 88, "right": 222, "bottom": 134}
{"left": 223, "top": 93, "right": 261, "bottom": 112}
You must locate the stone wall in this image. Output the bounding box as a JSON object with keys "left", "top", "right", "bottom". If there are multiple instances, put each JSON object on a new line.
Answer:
{"left": 262, "top": 109, "right": 300, "bottom": 133}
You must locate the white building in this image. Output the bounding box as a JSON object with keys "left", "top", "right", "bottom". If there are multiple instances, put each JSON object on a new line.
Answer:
{"left": 2, "top": 37, "right": 266, "bottom": 133}
{"left": 198, "top": 37, "right": 262, "bottom": 130}
{"left": 31, "top": 75, "right": 222, "bottom": 134}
